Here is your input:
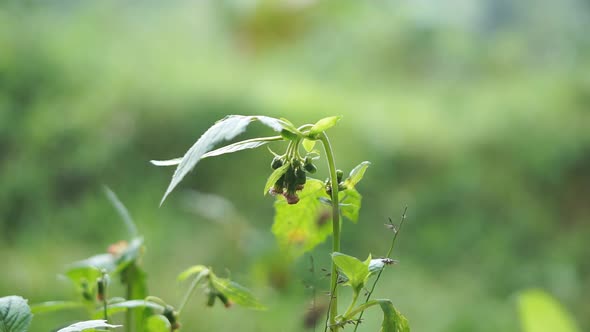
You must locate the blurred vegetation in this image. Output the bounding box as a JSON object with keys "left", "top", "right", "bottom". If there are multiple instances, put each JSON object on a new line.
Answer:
{"left": 1, "top": 0, "right": 589, "bottom": 331}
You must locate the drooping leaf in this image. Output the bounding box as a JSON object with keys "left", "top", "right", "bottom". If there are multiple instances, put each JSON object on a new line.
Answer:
{"left": 518, "top": 289, "right": 580, "bottom": 332}
{"left": 104, "top": 187, "right": 139, "bottom": 238}
{"left": 302, "top": 139, "right": 316, "bottom": 152}
{"left": 146, "top": 315, "right": 171, "bottom": 332}
{"left": 331, "top": 253, "right": 370, "bottom": 292}
{"left": 263, "top": 162, "right": 290, "bottom": 195}
{"left": 31, "top": 301, "right": 85, "bottom": 314}
{"left": 378, "top": 300, "right": 410, "bottom": 332}
{"left": 157, "top": 115, "right": 284, "bottom": 204}
{"left": 177, "top": 265, "right": 208, "bottom": 282}
{"left": 272, "top": 179, "right": 333, "bottom": 257}
{"left": 339, "top": 188, "right": 362, "bottom": 223}
{"left": 151, "top": 138, "right": 280, "bottom": 166}
{"left": 0, "top": 296, "right": 33, "bottom": 332}
{"left": 209, "top": 275, "right": 266, "bottom": 310}
{"left": 344, "top": 161, "right": 371, "bottom": 189}
{"left": 309, "top": 116, "right": 341, "bottom": 136}
{"left": 57, "top": 320, "right": 121, "bottom": 332}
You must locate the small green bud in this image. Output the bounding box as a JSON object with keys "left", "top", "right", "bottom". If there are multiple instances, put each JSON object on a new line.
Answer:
{"left": 304, "top": 157, "right": 317, "bottom": 173}
{"left": 207, "top": 292, "right": 216, "bottom": 307}
{"left": 336, "top": 170, "right": 344, "bottom": 183}
{"left": 295, "top": 167, "right": 307, "bottom": 185}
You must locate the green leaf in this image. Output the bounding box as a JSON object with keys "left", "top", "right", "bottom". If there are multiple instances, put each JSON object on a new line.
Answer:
{"left": 344, "top": 161, "right": 371, "bottom": 188}
{"left": 107, "top": 300, "right": 165, "bottom": 313}
{"left": 157, "top": 115, "right": 284, "bottom": 205}
{"left": 177, "top": 265, "right": 208, "bottom": 282}
{"left": 302, "top": 139, "right": 316, "bottom": 152}
{"left": 146, "top": 315, "right": 171, "bottom": 332}
{"left": 379, "top": 300, "right": 410, "bottom": 332}
{"left": 57, "top": 320, "right": 121, "bottom": 332}
{"left": 272, "top": 179, "right": 333, "bottom": 257}
{"left": 0, "top": 296, "right": 32, "bottom": 332}
{"left": 151, "top": 138, "right": 279, "bottom": 166}
{"left": 309, "top": 116, "right": 341, "bottom": 136}
{"left": 209, "top": 275, "right": 266, "bottom": 310}
{"left": 114, "top": 237, "right": 144, "bottom": 273}
{"left": 331, "top": 253, "right": 370, "bottom": 292}
{"left": 263, "top": 162, "right": 290, "bottom": 195}
{"left": 104, "top": 187, "right": 139, "bottom": 238}
{"left": 31, "top": 301, "right": 85, "bottom": 314}
{"left": 339, "top": 188, "right": 362, "bottom": 223}
{"left": 518, "top": 289, "right": 580, "bottom": 332}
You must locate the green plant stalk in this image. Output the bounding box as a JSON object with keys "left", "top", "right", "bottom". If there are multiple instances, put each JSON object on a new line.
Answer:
{"left": 319, "top": 132, "right": 341, "bottom": 331}
{"left": 177, "top": 269, "right": 209, "bottom": 315}
{"left": 352, "top": 207, "right": 407, "bottom": 332}
{"left": 343, "top": 290, "right": 360, "bottom": 318}
{"left": 125, "top": 282, "right": 132, "bottom": 332}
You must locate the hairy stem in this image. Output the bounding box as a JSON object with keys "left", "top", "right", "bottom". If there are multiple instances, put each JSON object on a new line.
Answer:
{"left": 320, "top": 132, "right": 341, "bottom": 331}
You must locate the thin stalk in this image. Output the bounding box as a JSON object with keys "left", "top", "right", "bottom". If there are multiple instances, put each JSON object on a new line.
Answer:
{"left": 177, "top": 269, "right": 209, "bottom": 315}
{"left": 343, "top": 291, "right": 360, "bottom": 317}
{"left": 352, "top": 206, "right": 408, "bottom": 332}
{"left": 319, "top": 132, "right": 341, "bottom": 331}
{"left": 125, "top": 282, "right": 132, "bottom": 332}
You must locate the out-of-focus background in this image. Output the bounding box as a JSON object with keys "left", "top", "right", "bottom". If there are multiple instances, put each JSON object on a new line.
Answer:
{"left": 1, "top": 1, "right": 589, "bottom": 331}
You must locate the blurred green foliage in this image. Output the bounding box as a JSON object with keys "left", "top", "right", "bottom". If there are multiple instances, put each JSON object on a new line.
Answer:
{"left": 1, "top": 0, "right": 589, "bottom": 331}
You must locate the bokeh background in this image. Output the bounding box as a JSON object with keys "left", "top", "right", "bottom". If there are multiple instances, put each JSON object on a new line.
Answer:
{"left": 1, "top": 1, "right": 589, "bottom": 331}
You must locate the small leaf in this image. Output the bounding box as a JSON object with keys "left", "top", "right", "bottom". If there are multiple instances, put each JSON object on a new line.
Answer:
{"left": 157, "top": 115, "right": 284, "bottom": 205}
{"left": 177, "top": 265, "right": 208, "bottom": 282}
{"left": 518, "top": 289, "right": 580, "bottom": 332}
{"left": 202, "top": 139, "right": 271, "bottom": 158}
{"left": 107, "top": 300, "right": 166, "bottom": 313}
{"left": 263, "top": 162, "right": 290, "bottom": 195}
{"left": 331, "top": 253, "right": 370, "bottom": 292}
{"left": 31, "top": 301, "right": 85, "bottom": 314}
{"left": 210, "top": 275, "right": 266, "bottom": 310}
{"left": 0, "top": 296, "right": 33, "bottom": 332}
{"left": 57, "top": 320, "right": 122, "bottom": 332}
{"left": 379, "top": 300, "right": 410, "bottom": 332}
{"left": 302, "top": 139, "right": 316, "bottom": 152}
{"left": 339, "top": 188, "right": 362, "bottom": 223}
{"left": 344, "top": 161, "right": 371, "bottom": 189}
{"left": 146, "top": 315, "right": 171, "bottom": 332}
{"left": 309, "top": 116, "right": 341, "bottom": 136}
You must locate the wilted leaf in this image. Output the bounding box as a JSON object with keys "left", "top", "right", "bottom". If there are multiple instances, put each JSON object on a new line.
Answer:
{"left": 210, "top": 275, "right": 266, "bottom": 310}
{"left": 272, "top": 179, "right": 332, "bottom": 257}
{"left": 518, "top": 289, "right": 580, "bottom": 332}
{"left": 57, "top": 320, "right": 121, "bottom": 332}
{"left": 0, "top": 296, "right": 33, "bottom": 332}
{"left": 157, "top": 115, "right": 284, "bottom": 204}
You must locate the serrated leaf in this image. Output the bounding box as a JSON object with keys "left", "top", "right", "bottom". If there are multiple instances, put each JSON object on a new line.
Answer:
{"left": 331, "top": 253, "right": 370, "bottom": 292}
{"left": 272, "top": 179, "right": 333, "bottom": 257}
{"left": 31, "top": 301, "right": 85, "bottom": 314}
{"left": 0, "top": 296, "right": 32, "bottom": 332}
{"left": 302, "top": 139, "right": 316, "bottom": 152}
{"left": 339, "top": 188, "right": 362, "bottom": 223}
{"left": 146, "top": 315, "right": 171, "bottom": 332}
{"left": 157, "top": 115, "right": 284, "bottom": 205}
{"left": 210, "top": 275, "right": 266, "bottom": 310}
{"left": 309, "top": 116, "right": 341, "bottom": 135}
{"left": 518, "top": 289, "right": 580, "bottom": 332}
{"left": 379, "top": 300, "right": 410, "bottom": 332}
{"left": 263, "top": 162, "right": 290, "bottom": 195}
{"left": 344, "top": 161, "right": 370, "bottom": 189}
{"left": 57, "top": 320, "right": 121, "bottom": 332}
{"left": 177, "top": 265, "right": 208, "bottom": 282}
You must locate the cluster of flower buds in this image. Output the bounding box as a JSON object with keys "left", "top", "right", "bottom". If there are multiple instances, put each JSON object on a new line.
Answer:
{"left": 269, "top": 156, "right": 317, "bottom": 204}
{"left": 206, "top": 288, "right": 233, "bottom": 308}
{"left": 325, "top": 169, "right": 347, "bottom": 196}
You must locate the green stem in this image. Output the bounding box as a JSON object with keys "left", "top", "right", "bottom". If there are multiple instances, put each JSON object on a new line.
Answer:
{"left": 352, "top": 207, "right": 407, "bottom": 332}
{"left": 343, "top": 291, "right": 360, "bottom": 317}
{"left": 319, "top": 132, "right": 341, "bottom": 331}
{"left": 125, "top": 280, "right": 132, "bottom": 332}
{"left": 177, "top": 269, "right": 209, "bottom": 315}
